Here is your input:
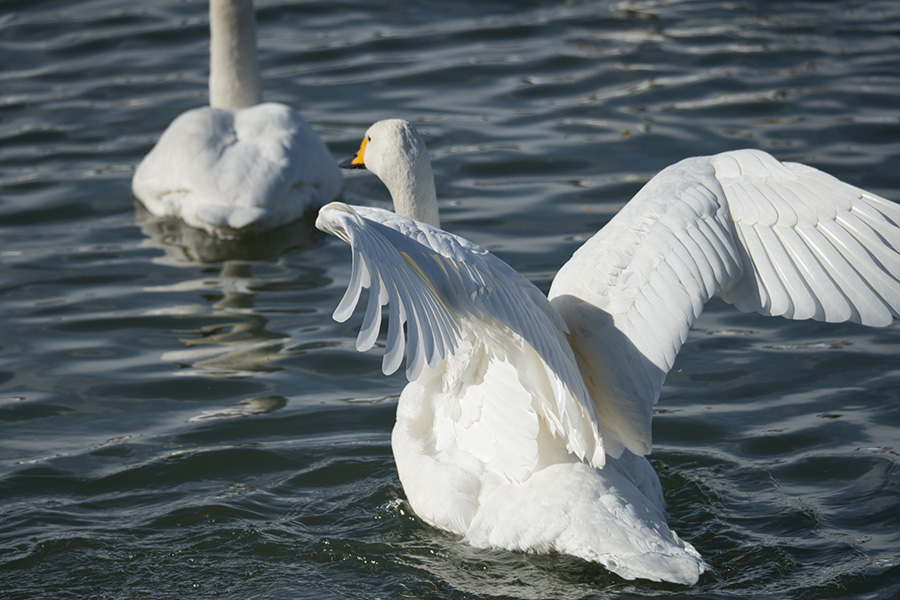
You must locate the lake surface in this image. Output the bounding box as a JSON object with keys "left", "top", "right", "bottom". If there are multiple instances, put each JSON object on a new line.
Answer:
{"left": 1, "top": 0, "right": 899, "bottom": 598}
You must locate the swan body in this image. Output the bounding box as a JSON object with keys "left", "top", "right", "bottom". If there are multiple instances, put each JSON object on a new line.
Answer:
{"left": 317, "top": 119, "right": 900, "bottom": 584}
{"left": 133, "top": 0, "right": 341, "bottom": 236}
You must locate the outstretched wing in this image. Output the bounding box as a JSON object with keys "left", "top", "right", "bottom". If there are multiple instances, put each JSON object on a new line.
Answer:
{"left": 316, "top": 202, "right": 606, "bottom": 467}
{"left": 549, "top": 149, "right": 900, "bottom": 458}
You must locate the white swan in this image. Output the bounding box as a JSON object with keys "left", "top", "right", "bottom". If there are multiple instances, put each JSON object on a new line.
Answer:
{"left": 132, "top": 0, "right": 342, "bottom": 236}
{"left": 317, "top": 119, "right": 900, "bottom": 585}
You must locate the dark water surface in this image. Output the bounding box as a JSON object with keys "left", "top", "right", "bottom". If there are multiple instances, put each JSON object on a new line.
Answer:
{"left": 1, "top": 1, "right": 899, "bottom": 598}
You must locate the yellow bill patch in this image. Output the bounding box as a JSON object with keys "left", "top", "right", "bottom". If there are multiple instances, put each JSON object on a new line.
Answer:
{"left": 351, "top": 136, "right": 369, "bottom": 166}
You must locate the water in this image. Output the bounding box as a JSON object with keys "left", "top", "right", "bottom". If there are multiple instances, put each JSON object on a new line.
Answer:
{"left": 1, "top": 0, "right": 899, "bottom": 598}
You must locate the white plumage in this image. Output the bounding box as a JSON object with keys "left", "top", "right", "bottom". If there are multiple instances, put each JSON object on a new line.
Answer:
{"left": 317, "top": 119, "right": 900, "bottom": 585}
{"left": 133, "top": 0, "right": 341, "bottom": 237}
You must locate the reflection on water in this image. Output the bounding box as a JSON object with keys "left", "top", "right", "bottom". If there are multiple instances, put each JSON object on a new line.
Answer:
{"left": 143, "top": 259, "right": 291, "bottom": 381}
{"left": 136, "top": 203, "right": 325, "bottom": 264}
{"left": 138, "top": 207, "right": 332, "bottom": 382}
{"left": 139, "top": 260, "right": 290, "bottom": 390}
{"left": 188, "top": 395, "right": 287, "bottom": 422}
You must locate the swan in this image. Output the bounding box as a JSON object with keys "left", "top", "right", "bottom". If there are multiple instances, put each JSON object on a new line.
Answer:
{"left": 132, "top": 0, "right": 342, "bottom": 237}
{"left": 316, "top": 119, "right": 900, "bottom": 585}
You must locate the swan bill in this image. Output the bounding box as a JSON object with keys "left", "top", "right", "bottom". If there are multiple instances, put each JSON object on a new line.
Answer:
{"left": 340, "top": 135, "right": 369, "bottom": 169}
{"left": 340, "top": 157, "right": 368, "bottom": 169}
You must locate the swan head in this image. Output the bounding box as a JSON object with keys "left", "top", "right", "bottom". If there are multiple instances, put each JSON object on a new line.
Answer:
{"left": 341, "top": 119, "right": 440, "bottom": 228}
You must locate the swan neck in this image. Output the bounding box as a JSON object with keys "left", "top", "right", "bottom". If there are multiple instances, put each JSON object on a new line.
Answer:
{"left": 209, "top": 0, "right": 262, "bottom": 109}
{"left": 390, "top": 163, "right": 440, "bottom": 229}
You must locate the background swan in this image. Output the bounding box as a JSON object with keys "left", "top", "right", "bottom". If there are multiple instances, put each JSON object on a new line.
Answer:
{"left": 132, "top": 0, "right": 342, "bottom": 237}
{"left": 317, "top": 119, "right": 900, "bottom": 584}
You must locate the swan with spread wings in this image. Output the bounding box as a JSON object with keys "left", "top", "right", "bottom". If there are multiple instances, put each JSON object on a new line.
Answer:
{"left": 317, "top": 119, "right": 900, "bottom": 585}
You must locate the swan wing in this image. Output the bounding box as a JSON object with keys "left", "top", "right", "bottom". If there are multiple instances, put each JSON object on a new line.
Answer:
{"left": 549, "top": 149, "right": 900, "bottom": 457}
{"left": 317, "top": 202, "right": 606, "bottom": 467}
{"left": 133, "top": 103, "right": 342, "bottom": 233}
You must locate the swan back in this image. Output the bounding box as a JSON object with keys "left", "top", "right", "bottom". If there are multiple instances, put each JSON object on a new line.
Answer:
{"left": 134, "top": 103, "right": 341, "bottom": 234}
{"left": 348, "top": 120, "right": 440, "bottom": 228}
{"left": 209, "top": 0, "right": 261, "bottom": 109}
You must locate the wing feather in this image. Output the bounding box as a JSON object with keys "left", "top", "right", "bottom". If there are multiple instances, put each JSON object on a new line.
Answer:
{"left": 383, "top": 286, "right": 406, "bottom": 375}
{"left": 818, "top": 219, "right": 895, "bottom": 325}
{"left": 770, "top": 225, "right": 821, "bottom": 320}
{"left": 664, "top": 248, "right": 706, "bottom": 318}
{"left": 792, "top": 225, "right": 855, "bottom": 322}
{"left": 838, "top": 212, "right": 900, "bottom": 287}
{"left": 682, "top": 223, "right": 722, "bottom": 295}
{"left": 334, "top": 247, "right": 366, "bottom": 323}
